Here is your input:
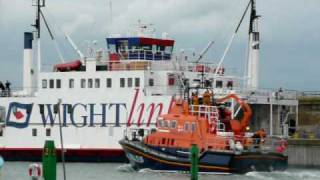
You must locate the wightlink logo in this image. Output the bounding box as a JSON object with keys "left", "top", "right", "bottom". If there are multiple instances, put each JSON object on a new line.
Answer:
{"left": 5, "top": 102, "right": 34, "bottom": 129}
{"left": 5, "top": 89, "right": 172, "bottom": 129}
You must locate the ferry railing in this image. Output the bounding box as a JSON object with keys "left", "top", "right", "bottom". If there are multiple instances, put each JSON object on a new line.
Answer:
{"left": 234, "top": 88, "right": 298, "bottom": 101}
{"left": 0, "top": 87, "right": 37, "bottom": 98}
{"left": 144, "top": 85, "right": 180, "bottom": 96}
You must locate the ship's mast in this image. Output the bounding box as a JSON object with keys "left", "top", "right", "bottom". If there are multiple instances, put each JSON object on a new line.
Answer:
{"left": 32, "top": 0, "right": 45, "bottom": 92}
{"left": 246, "top": 0, "right": 260, "bottom": 89}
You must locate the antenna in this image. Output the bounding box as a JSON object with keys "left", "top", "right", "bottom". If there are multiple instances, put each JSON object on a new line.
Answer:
{"left": 249, "top": 0, "right": 259, "bottom": 34}
{"left": 195, "top": 41, "right": 214, "bottom": 63}
{"left": 109, "top": 0, "right": 113, "bottom": 24}
{"left": 32, "top": 0, "right": 45, "bottom": 38}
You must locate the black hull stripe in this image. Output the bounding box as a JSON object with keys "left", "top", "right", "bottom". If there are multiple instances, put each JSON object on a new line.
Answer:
{"left": 123, "top": 144, "right": 232, "bottom": 171}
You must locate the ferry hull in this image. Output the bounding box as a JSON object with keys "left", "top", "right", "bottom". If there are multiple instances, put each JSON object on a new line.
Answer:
{"left": 120, "top": 140, "right": 288, "bottom": 174}
{"left": 0, "top": 148, "right": 127, "bottom": 162}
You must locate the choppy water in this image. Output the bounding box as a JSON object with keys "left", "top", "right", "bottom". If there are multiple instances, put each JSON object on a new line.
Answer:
{"left": 0, "top": 162, "right": 319, "bottom": 180}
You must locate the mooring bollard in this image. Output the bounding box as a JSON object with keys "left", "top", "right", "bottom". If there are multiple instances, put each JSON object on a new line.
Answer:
{"left": 190, "top": 144, "right": 199, "bottom": 180}
{"left": 42, "top": 140, "right": 57, "bottom": 180}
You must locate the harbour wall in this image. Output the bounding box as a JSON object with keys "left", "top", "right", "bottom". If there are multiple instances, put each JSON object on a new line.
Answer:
{"left": 288, "top": 139, "right": 320, "bottom": 166}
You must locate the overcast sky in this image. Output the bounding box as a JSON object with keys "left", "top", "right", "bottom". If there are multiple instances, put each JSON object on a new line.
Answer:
{"left": 0, "top": 0, "right": 319, "bottom": 91}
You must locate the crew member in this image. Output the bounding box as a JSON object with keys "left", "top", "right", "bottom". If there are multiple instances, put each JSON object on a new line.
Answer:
{"left": 203, "top": 89, "right": 212, "bottom": 106}
{"left": 0, "top": 81, "right": 4, "bottom": 97}
{"left": 191, "top": 92, "right": 199, "bottom": 114}
{"left": 253, "top": 128, "right": 266, "bottom": 145}
{"left": 5, "top": 80, "right": 11, "bottom": 97}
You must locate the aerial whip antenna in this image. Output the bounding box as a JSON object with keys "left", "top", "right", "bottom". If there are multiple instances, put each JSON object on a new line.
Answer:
{"left": 195, "top": 41, "right": 214, "bottom": 63}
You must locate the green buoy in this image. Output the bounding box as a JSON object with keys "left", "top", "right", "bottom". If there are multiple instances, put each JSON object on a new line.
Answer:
{"left": 42, "top": 140, "right": 57, "bottom": 180}
{"left": 190, "top": 144, "right": 199, "bottom": 180}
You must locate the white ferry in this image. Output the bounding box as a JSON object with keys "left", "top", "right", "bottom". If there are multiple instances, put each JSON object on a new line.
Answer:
{"left": 0, "top": 0, "right": 298, "bottom": 162}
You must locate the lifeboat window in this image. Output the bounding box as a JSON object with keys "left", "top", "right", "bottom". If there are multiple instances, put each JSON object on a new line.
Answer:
{"left": 135, "top": 78, "right": 140, "bottom": 87}
{"left": 49, "top": 79, "right": 54, "bottom": 89}
{"left": 171, "top": 139, "right": 175, "bottom": 146}
{"left": 95, "top": 79, "right": 100, "bottom": 88}
{"left": 120, "top": 78, "right": 125, "bottom": 88}
{"left": 81, "top": 79, "right": 86, "bottom": 88}
{"left": 191, "top": 123, "right": 196, "bottom": 132}
{"left": 106, "top": 78, "right": 112, "bottom": 88}
{"left": 69, "top": 79, "right": 74, "bottom": 88}
{"left": 149, "top": 78, "right": 154, "bottom": 86}
{"left": 162, "top": 138, "right": 166, "bottom": 145}
{"left": 216, "top": 80, "right": 223, "bottom": 88}
{"left": 157, "top": 120, "right": 163, "bottom": 127}
{"left": 170, "top": 121, "right": 177, "bottom": 128}
{"left": 42, "top": 79, "right": 47, "bottom": 89}
{"left": 127, "top": 78, "right": 133, "bottom": 87}
{"left": 163, "top": 120, "right": 169, "bottom": 128}
{"left": 56, "top": 79, "right": 61, "bottom": 89}
{"left": 184, "top": 123, "right": 190, "bottom": 131}
{"left": 88, "top": 79, "right": 93, "bottom": 88}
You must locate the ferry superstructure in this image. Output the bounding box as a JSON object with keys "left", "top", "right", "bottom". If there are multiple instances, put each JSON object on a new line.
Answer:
{"left": 0, "top": 0, "right": 298, "bottom": 161}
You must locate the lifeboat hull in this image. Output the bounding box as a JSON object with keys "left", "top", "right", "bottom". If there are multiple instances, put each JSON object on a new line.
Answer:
{"left": 119, "top": 139, "right": 288, "bottom": 174}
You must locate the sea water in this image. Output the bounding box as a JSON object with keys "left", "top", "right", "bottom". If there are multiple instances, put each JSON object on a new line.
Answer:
{"left": 0, "top": 162, "right": 319, "bottom": 180}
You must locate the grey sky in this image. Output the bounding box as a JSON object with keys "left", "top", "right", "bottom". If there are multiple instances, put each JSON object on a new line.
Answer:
{"left": 0, "top": 0, "right": 319, "bottom": 91}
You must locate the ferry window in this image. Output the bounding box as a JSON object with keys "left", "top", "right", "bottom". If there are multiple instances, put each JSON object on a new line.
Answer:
{"left": 46, "top": 128, "right": 51, "bottom": 137}
{"left": 32, "top": 128, "right": 37, "bottom": 137}
{"left": 106, "top": 78, "right": 112, "bottom": 88}
{"left": 127, "top": 78, "right": 133, "bottom": 88}
{"left": 56, "top": 79, "right": 61, "bottom": 89}
{"left": 191, "top": 123, "right": 196, "bottom": 132}
{"left": 49, "top": 79, "right": 54, "bottom": 89}
{"left": 227, "top": 81, "right": 233, "bottom": 89}
{"left": 42, "top": 79, "right": 47, "bottom": 89}
{"left": 184, "top": 123, "right": 190, "bottom": 131}
{"left": 216, "top": 80, "right": 223, "bottom": 88}
{"left": 108, "top": 44, "right": 116, "bottom": 53}
{"left": 170, "top": 121, "right": 177, "bottom": 129}
{"left": 149, "top": 78, "right": 154, "bottom": 86}
{"left": 135, "top": 78, "right": 140, "bottom": 87}
{"left": 120, "top": 78, "right": 125, "bottom": 88}
{"left": 165, "top": 46, "right": 173, "bottom": 54}
{"left": 88, "top": 79, "right": 93, "bottom": 88}
{"left": 95, "top": 79, "right": 100, "bottom": 88}
{"left": 69, "top": 79, "right": 74, "bottom": 88}
{"left": 168, "top": 77, "right": 175, "bottom": 86}
{"left": 81, "top": 79, "right": 86, "bottom": 88}
{"left": 0, "top": 130, "right": 3, "bottom": 137}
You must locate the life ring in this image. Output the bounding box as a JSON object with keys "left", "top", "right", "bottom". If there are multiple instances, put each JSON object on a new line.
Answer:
{"left": 28, "top": 163, "right": 41, "bottom": 178}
